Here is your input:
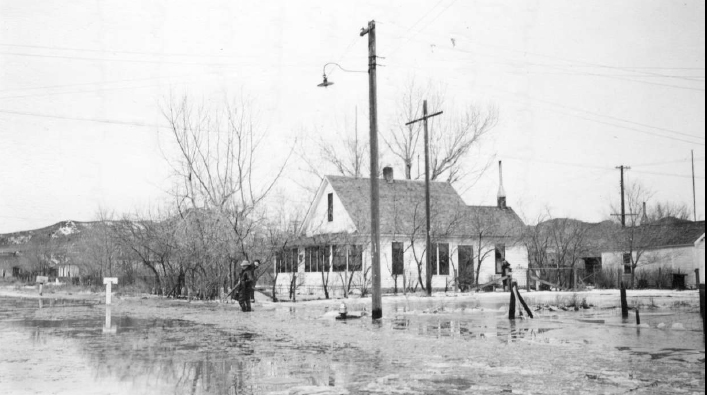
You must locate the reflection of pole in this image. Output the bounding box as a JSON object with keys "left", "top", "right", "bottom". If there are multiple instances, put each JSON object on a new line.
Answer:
{"left": 103, "top": 306, "right": 116, "bottom": 334}
{"left": 361, "top": 20, "right": 382, "bottom": 320}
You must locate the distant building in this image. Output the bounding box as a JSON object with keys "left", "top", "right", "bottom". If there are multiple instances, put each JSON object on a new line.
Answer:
{"left": 601, "top": 219, "right": 705, "bottom": 289}
{"left": 273, "top": 164, "right": 526, "bottom": 298}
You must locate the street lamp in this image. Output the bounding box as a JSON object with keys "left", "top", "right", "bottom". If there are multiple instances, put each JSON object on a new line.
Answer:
{"left": 316, "top": 62, "right": 366, "bottom": 88}
{"left": 318, "top": 21, "right": 382, "bottom": 320}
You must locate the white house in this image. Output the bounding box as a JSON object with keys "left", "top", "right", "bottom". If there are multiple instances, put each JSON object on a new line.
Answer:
{"left": 601, "top": 220, "right": 705, "bottom": 289}
{"left": 273, "top": 165, "right": 527, "bottom": 298}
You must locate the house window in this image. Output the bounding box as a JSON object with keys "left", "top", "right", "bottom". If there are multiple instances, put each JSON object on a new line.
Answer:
{"left": 431, "top": 244, "right": 438, "bottom": 275}
{"left": 289, "top": 248, "right": 298, "bottom": 273}
{"left": 305, "top": 247, "right": 319, "bottom": 272}
{"left": 623, "top": 253, "right": 632, "bottom": 274}
{"left": 277, "top": 249, "right": 297, "bottom": 273}
{"left": 495, "top": 244, "right": 506, "bottom": 274}
{"left": 332, "top": 245, "right": 346, "bottom": 272}
{"left": 348, "top": 245, "right": 362, "bottom": 272}
{"left": 327, "top": 193, "right": 334, "bottom": 222}
{"left": 438, "top": 243, "right": 449, "bottom": 275}
{"left": 319, "top": 245, "right": 331, "bottom": 272}
{"left": 392, "top": 242, "right": 404, "bottom": 276}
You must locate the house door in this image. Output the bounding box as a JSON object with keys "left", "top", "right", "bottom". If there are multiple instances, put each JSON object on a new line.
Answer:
{"left": 458, "top": 245, "right": 474, "bottom": 290}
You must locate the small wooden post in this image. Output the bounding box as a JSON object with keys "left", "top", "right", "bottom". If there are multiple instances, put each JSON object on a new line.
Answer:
{"left": 512, "top": 282, "right": 534, "bottom": 319}
{"left": 36, "top": 276, "right": 48, "bottom": 296}
{"left": 103, "top": 277, "right": 118, "bottom": 305}
{"left": 635, "top": 307, "right": 640, "bottom": 325}
{"left": 526, "top": 269, "right": 531, "bottom": 292}
{"left": 620, "top": 282, "right": 629, "bottom": 319}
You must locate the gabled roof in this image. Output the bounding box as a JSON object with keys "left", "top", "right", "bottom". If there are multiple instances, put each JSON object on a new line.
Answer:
{"left": 324, "top": 175, "right": 523, "bottom": 238}
{"left": 640, "top": 220, "right": 705, "bottom": 248}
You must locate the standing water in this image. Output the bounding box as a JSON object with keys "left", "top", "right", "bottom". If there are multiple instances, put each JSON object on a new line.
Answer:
{"left": 0, "top": 296, "right": 703, "bottom": 394}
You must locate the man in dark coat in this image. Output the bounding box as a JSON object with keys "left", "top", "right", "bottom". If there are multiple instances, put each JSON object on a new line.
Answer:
{"left": 237, "top": 260, "right": 254, "bottom": 312}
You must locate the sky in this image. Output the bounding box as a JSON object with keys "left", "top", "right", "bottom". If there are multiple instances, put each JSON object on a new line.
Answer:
{"left": 0, "top": 0, "right": 704, "bottom": 233}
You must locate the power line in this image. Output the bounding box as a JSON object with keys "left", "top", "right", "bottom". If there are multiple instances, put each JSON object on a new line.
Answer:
{"left": 0, "top": 72, "right": 202, "bottom": 95}
{"left": 632, "top": 169, "right": 704, "bottom": 180}
{"left": 385, "top": 0, "right": 449, "bottom": 58}
{"left": 462, "top": 80, "right": 706, "bottom": 146}
{"left": 389, "top": 23, "right": 706, "bottom": 85}
{"left": 0, "top": 108, "right": 162, "bottom": 129}
{"left": 0, "top": 51, "right": 256, "bottom": 67}
{"left": 633, "top": 156, "right": 705, "bottom": 167}
{"left": 0, "top": 43, "right": 238, "bottom": 59}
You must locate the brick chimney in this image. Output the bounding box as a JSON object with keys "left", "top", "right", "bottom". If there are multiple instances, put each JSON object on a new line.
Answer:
{"left": 383, "top": 166, "right": 394, "bottom": 183}
{"left": 497, "top": 160, "right": 507, "bottom": 209}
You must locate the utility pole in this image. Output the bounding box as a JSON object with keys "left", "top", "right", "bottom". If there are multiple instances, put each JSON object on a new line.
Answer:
{"left": 406, "top": 100, "right": 443, "bottom": 296}
{"left": 361, "top": 20, "right": 382, "bottom": 320}
{"left": 615, "top": 165, "right": 631, "bottom": 227}
{"left": 690, "top": 150, "right": 697, "bottom": 222}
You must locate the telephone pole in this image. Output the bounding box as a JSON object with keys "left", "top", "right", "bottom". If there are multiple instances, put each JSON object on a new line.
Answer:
{"left": 360, "top": 20, "right": 382, "bottom": 320}
{"left": 690, "top": 150, "right": 697, "bottom": 222}
{"left": 615, "top": 165, "right": 631, "bottom": 227}
{"left": 406, "top": 100, "right": 443, "bottom": 296}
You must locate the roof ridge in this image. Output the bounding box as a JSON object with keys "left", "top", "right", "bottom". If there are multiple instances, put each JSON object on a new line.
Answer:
{"left": 325, "top": 174, "right": 453, "bottom": 184}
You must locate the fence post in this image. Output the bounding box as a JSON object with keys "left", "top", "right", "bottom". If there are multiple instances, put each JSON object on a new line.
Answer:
{"left": 526, "top": 269, "right": 531, "bottom": 292}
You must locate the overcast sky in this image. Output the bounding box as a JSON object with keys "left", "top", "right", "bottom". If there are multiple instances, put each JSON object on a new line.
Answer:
{"left": 0, "top": 0, "right": 704, "bottom": 233}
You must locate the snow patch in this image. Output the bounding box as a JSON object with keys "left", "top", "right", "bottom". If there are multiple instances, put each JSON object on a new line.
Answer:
{"left": 52, "top": 221, "right": 79, "bottom": 238}
{"left": 8, "top": 235, "right": 31, "bottom": 244}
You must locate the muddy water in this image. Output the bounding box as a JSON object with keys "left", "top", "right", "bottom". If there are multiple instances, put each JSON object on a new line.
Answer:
{"left": 0, "top": 296, "right": 704, "bottom": 395}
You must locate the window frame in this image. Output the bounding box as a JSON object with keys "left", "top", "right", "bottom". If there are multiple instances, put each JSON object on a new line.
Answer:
{"left": 392, "top": 242, "right": 404, "bottom": 276}
{"left": 332, "top": 245, "right": 347, "bottom": 272}
{"left": 348, "top": 245, "right": 363, "bottom": 272}
{"left": 622, "top": 253, "right": 632, "bottom": 274}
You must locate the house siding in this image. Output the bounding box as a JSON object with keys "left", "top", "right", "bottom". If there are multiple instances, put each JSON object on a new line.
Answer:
{"left": 602, "top": 246, "right": 698, "bottom": 288}
{"left": 302, "top": 182, "right": 356, "bottom": 237}
{"left": 274, "top": 237, "right": 528, "bottom": 297}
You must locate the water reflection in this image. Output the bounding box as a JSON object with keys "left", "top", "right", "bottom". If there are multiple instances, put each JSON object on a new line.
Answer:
{"left": 0, "top": 298, "right": 375, "bottom": 395}
{"left": 103, "top": 306, "right": 116, "bottom": 334}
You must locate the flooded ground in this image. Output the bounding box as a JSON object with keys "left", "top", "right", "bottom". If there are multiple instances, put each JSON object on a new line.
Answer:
{"left": 0, "top": 292, "right": 703, "bottom": 395}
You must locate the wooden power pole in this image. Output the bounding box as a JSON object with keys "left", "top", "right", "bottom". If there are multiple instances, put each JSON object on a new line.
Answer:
{"left": 361, "top": 20, "right": 382, "bottom": 320}
{"left": 406, "top": 100, "right": 443, "bottom": 296}
{"left": 692, "top": 150, "right": 697, "bottom": 221}
{"left": 615, "top": 165, "right": 631, "bottom": 227}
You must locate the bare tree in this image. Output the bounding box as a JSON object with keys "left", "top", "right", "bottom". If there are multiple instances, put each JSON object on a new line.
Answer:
{"left": 161, "top": 94, "right": 293, "bottom": 297}
{"left": 609, "top": 181, "right": 682, "bottom": 288}
{"left": 647, "top": 201, "right": 691, "bottom": 222}
{"left": 384, "top": 79, "right": 498, "bottom": 184}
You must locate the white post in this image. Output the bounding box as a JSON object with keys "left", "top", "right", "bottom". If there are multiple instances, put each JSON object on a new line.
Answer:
{"left": 103, "top": 306, "right": 117, "bottom": 334}
{"left": 103, "top": 277, "right": 118, "bottom": 305}
{"left": 36, "top": 276, "right": 48, "bottom": 296}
